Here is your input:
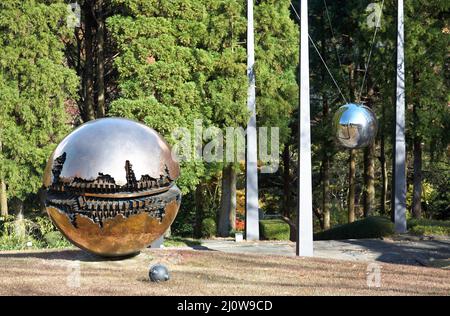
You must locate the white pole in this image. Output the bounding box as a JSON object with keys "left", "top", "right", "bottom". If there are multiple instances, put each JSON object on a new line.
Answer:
{"left": 246, "top": 0, "right": 259, "bottom": 241}
{"left": 394, "top": 0, "right": 407, "bottom": 233}
{"left": 297, "top": 0, "right": 313, "bottom": 256}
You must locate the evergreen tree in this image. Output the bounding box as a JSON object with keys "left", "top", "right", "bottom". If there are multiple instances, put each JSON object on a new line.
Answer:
{"left": 107, "top": 0, "right": 249, "bottom": 197}
{"left": 107, "top": 0, "right": 299, "bottom": 236}
{"left": 0, "top": 0, "right": 78, "bottom": 213}
{"left": 254, "top": 0, "right": 298, "bottom": 232}
{"left": 404, "top": 0, "right": 449, "bottom": 218}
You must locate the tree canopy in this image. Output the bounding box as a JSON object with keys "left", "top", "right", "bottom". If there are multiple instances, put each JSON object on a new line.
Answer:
{"left": 0, "top": 0, "right": 448, "bottom": 234}
{"left": 0, "top": 0, "right": 77, "bottom": 205}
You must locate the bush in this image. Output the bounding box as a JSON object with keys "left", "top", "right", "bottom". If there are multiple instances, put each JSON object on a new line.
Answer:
{"left": 0, "top": 215, "right": 44, "bottom": 250}
{"left": 0, "top": 234, "right": 44, "bottom": 251}
{"left": 259, "top": 219, "right": 290, "bottom": 240}
{"left": 0, "top": 215, "right": 73, "bottom": 250}
{"left": 170, "top": 193, "right": 196, "bottom": 237}
{"left": 408, "top": 219, "right": 450, "bottom": 236}
{"left": 43, "top": 231, "right": 72, "bottom": 248}
{"left": 201, "top": 218, "right": 216, "bottom": 238}
{"left": 314, "top": 216, "right": 395, "bottom": 240}
{"left": 163, "top": 237, "right": 201, "bottom": 247}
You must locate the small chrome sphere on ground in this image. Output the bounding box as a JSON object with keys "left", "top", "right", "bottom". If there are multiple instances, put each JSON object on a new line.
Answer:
{"left": 149, "top": 264, "right": 170, "bottom": 282}
{"left": 333, "top": 103, "right": 378, "bottom": 149}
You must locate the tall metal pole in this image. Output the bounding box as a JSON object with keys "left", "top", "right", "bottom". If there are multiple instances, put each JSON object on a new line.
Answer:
{"left": 297, "top": 0, "right": 313, "bottom": 256}
{"left": 245, "top": 0, "right": 259, "bottom": 241}
{"left": 394, "top": 0, "right": 407, "bottom": 233}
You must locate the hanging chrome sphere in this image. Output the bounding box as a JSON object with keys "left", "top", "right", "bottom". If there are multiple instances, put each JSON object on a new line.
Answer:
{"left": 333, "top": 103, "right": 378, "bottom": 149}
{"left": 43, "top": 118, "right": 181, "bottom": 257}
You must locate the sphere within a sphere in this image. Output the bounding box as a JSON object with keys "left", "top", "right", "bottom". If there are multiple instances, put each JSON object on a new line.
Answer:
{"left": 333, "top": 103, "right": 378, "bottom": 149}
{"left": 149, "top": 264, "right": 170, "bottom": 282}
{"left": 43, "top": 118, "right": 181, "bottom": 257}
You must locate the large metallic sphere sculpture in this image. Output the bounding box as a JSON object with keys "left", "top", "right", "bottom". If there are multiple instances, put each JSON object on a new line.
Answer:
{"left": 43, "top": 118, "right": 181, "bottom": 257}
{"left": 333, "top": 103, "right": 378, "bottom": 149}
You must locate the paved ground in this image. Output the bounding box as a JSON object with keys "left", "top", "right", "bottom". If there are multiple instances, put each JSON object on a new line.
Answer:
{"left": 190, "top": 236, "right": 450, "bottom": 267}
{"left": 0, "top": 248, "right": 449, "bottom": 295}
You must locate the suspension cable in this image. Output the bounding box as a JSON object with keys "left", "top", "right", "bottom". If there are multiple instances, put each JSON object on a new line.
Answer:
{"left": 358, "top": 0, "right": 385, "bottom": 102}
{"left": 323, "top": 0, "right": 344, "bottom": 75}
{"left": 290, "top": 1, "right": 349, "bottom": 104}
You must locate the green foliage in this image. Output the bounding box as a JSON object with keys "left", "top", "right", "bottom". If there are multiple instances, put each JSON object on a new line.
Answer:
{"left": 201, "top": 218, "right": 216, "bottom": 238}
{"left": 0, "top": 234, "right": 42, "bottom": 251}
{"left": 418, "top": 161, "right": 450, "bottom": 220}
{"left": 0, "top": 214, "right": 72, "bottom": 250}
{"left": 43, "top": 231, "right": 72, "bottom": 248}
{"left": 403, "top": 0, "right": 449, "bottom": 220}
{"left": 329, "top": 204, "right": 350, "bottom": 227}
{"left": 314, "top": 216, "right": 395, "bottom": 240}
{"left": 305, "top": 0, "right": 450, "bottom": 225}
{"left": 0, "top": 0, "right": 447, "bottom": 238}
{"left": 0, "top": 0, "right": 78, "bottom": 203}
{"left": 404, "top": 0, "right": 449, "bottom": 146}
{"left": 259, "top": 219, "right": 290, "bottom": 240}
{"left": 408, "top": 219, "right": 450, "bottom": 236}
{"left": 170, "top": 191, "right": 196, "bottom": 237}
{"left": 107, "top": 0, "right": 299, "bottom": 195}
{"left": 107, "top": 0, "right": 251, "bottom": 193}
{"left": 407, "top": 182, "right": 437, "bottom": 212}
{"left": 163, "top": 237, "right": 201, "bottom": 248}
{"left": 254, "top": 0, "right": 298, "bottom": 143}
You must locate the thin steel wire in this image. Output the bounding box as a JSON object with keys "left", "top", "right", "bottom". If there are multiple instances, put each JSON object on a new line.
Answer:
{"left": 358, "top": 0, "right": 386, "bottom": 102}
{"left": 323, "top": 0, "right": 344, "bottom": 75}
{"left": 290, "top": 1, "right": 348, "bottom": 104}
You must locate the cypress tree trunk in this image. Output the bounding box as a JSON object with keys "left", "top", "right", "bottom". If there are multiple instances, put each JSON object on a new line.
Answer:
{"left": 390, "top": 94, "right": 396, "bottom": 223}
{"left": 0, "top": 140, "right": 7, "bottom": 216}
{"left": 380, "top": 103, "right": 388, "bottom": 215}
{"left": 348, "top": 149, "right": 356, "bottom": 223}
{"left": 82, "top": 2, "right": 95, "bottom": 121}
{"left": 347, "top": 63, "right": 357, "bottom": 223}
{"left": 281, "top": 146, "right": 297, "bottom": 240}
{"left": 412, "top": 71, "right": 422, "bottom": 219}
{"left": 194, "top": 184, "right": 204, "bottom": 238}
{"left": 412, "top": 135, "right": 422, "bottom": 218}
{"left": 322, "top": 156, "right": 331, "bottom": 229}
{"left": 230, "top": 183, "right": 236, "bottom": 233}
{"left": 363, "top": 143, "right": 375, "bottom": 217}
{"left": 322, "top": 97, "right": 331, "bottom": 230}
{"left": 320, "top": 15, "right": 330, "bottom": 230}
{"left": 0, "top": 180, "right": 7, "bottom": 217}
{"left": 282, "top": 145, "right": 291, "bottom": 218}
{"left": 15, "top": 200, "right": 25, "bottom": 238}
{"left": 218, "top": 164, "right": 237, "bottom": 237}
{"left": 95, "top": 0, "right": 106, "bottom": 118}
{"left": 363, "top": 86, "right": 375, "bottom": 217}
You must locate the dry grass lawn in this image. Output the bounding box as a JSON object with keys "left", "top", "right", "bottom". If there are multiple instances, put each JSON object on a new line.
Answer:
{"left": 0, "top": 248, "right": 449, "bottom": 296}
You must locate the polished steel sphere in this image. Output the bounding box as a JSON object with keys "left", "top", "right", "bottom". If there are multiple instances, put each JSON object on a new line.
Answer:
{"left": 333, "top": 103, "right": 378, "bottom": 149}
{"left": 43, "top": 118, "right": 181, "bottom": 257}
{"left": 149, "top": 264, "right": 170, "bottom": 282}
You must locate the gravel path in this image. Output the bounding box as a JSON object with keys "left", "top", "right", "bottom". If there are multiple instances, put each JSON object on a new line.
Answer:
{"left": 194, "top": 237, "right": 450, "bottom": 267}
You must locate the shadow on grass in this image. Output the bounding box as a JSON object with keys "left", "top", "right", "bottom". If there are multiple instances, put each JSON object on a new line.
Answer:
{"left": 0, "top": 248, "right": 146, "bottom": 262}
{"left": 163, "top": 237, "right": 212, "bottom": 251}
{"left": 339, "top": 238, "right": 450, "bottom": 266}
{"left": 0, "top": 242, "right": 215, "bottom": 262}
